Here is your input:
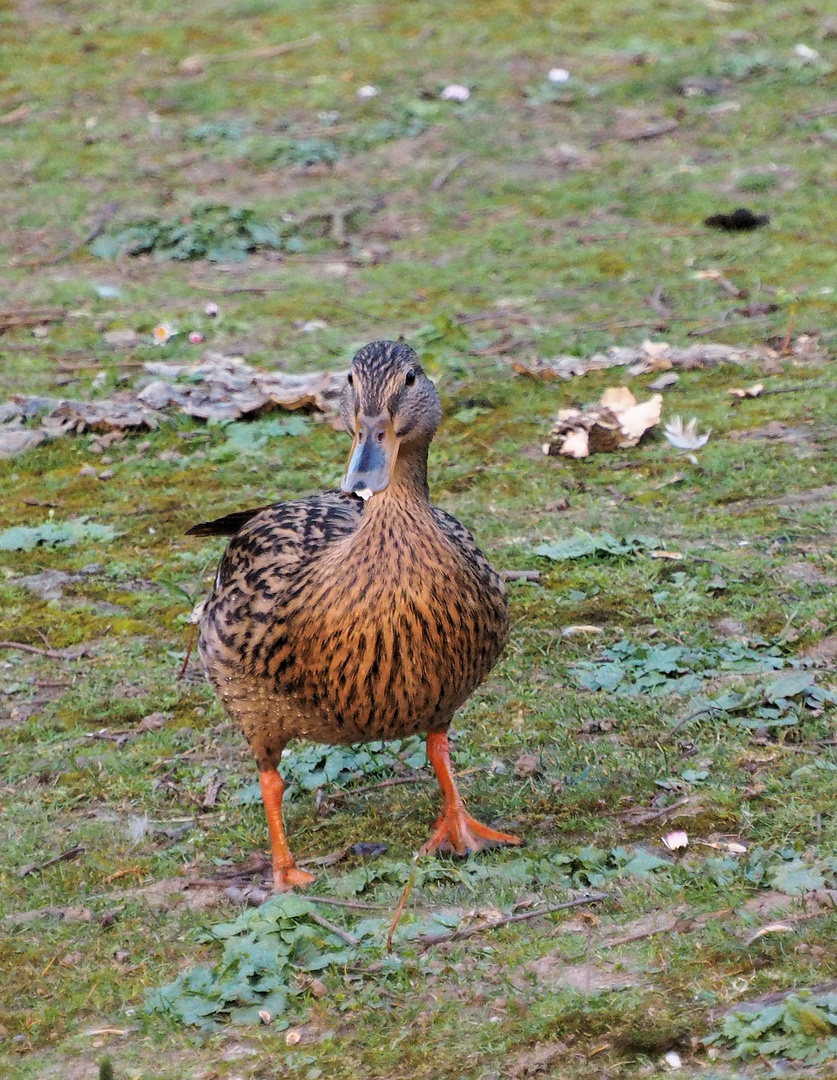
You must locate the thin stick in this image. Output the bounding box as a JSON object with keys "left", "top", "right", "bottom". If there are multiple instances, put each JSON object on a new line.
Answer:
{"left": 309, "top": 910, "right": 360, "bottom": 946}
{"left": 624, "top": 796, "right": 691, "bottom": 823}
{"left": 178, "top": 624, "right": 197, "bottom": 679}
{"left": 323, "top": 774, "right": 425, "bottom": 804}
{"left": 0, "top": 640, "right": 75, "bottom": 660}
{"left": 758, "top": 381, "right": 837, "bottom": 396}
{"left": 659, "top": 707, "right": 718, "bottom": 744}
{"left": 430, "top": 153, "right": 468, "bottom": 191}
{"left": 416, "top": 893, "right": 610, "bottom": 948}
{"left": 202, "top": 34, "right": 321, "bottom": 65}
{"left": 17, "top": 203, "right": 118, "bottom": 268}
{"left": 386, "top": 858, "right": 420, "bottom": 952}
{"left": 297, "top": 895, "right": 383, "bottom": 911}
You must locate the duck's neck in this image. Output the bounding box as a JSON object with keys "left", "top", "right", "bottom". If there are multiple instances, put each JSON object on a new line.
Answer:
{"left": 389, "top": 439, "right": 431, "bottom": 502}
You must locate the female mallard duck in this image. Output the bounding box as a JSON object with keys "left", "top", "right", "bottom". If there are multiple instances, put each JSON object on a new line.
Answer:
{"left": 188, "top": 340, "right": 520, "bottom": 891}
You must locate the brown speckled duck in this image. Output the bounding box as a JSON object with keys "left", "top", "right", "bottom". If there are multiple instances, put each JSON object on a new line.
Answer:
{"left": 187, "top": 340, "right": 520, "bottom": 891}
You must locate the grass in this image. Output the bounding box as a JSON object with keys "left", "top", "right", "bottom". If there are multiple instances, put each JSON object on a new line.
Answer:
{"left": 1, "top": 0, "right": 837, "bottom": 1077}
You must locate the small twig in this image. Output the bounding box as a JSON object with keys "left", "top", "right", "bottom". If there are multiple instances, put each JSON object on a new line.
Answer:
{"left": 644, "top": 284, "right": 673, "bottom": 320}
{"left": 178, "top": 624, "right": 197, "bottom": 679}
{"left": 0, "top": 640, "right": 81, "bottom": 660}
{"left": 0, "top": 306, "right": 68, "bottom": 332}
{"left": 291, "top": 202, "right": 372, "bottom": 244}
{"left": 297, "top": 895, "right": 383, "bottom": 911}
{"left": 16, "top": 203, "right": 118, "bottom": 268}
{"left": 600, "top": 916, "right": 679, "bottom": 950}
{"left": 798, "top": 100, "right": 837, "bottom": 120}
{"left": 309, "top": 910, "right": 360, "bottom": 946}
{"left": 322, "top": 774, "right": 425, "bottom": 806}
{"left": 18, "top": 844, "right": 85, "bottom": 878}
{"left": 758, "top": 381, "right": 837, "bottom": 396}
{"left": 195, "top": 33, "right": 321, "bottom": 66}
{"left": 499, "top": 570, "right": 541, "bottom": 583}
{"left": 659, "top": 707, "right": 719, "bottom": 744}
{"left": 430, "top": 153, "right": 468, "bottom": 191}
{"left": 387, "top": 856, "right": 420, "bottom": 952}
{"left": 624, "top": 796, "right": 691, "bottom": 822}
{"left": 416, "top": 893, "right": 610, "bottom": 948}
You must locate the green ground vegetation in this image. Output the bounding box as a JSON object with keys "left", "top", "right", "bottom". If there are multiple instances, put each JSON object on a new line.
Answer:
{"left": 1, "top": 1, "right": 837, "bottom": 1077}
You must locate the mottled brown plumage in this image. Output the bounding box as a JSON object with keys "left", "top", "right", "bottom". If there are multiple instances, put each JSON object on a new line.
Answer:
{"left": 189, "top": 340, "right": 520, "bottom": 890}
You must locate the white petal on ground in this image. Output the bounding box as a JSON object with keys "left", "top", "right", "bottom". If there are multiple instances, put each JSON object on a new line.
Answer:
{"left": 441, "top": 84, "right": 470, "bottom": 101}
{"left": 548, "top": 68, "right": 570, "bottom": 82}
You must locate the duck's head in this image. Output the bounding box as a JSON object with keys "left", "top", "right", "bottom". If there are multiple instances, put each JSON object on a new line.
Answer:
{"left": 340, "top": 340, "right": 441, "bottom": 499}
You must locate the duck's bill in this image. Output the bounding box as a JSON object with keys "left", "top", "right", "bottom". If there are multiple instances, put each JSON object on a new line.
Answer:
{"left": 341, "top": 415, "right": 399, "bottom": 498}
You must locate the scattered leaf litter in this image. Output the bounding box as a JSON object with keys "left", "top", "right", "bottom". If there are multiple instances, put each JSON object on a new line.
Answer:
{"left": 513, "top": 339, "right": 767, "bottom": 381}
{"left": 542, "top": 387, "right": 662, "bottom": 458}
{"left": 0, "top": 353, "right": 347, "bottom": 455}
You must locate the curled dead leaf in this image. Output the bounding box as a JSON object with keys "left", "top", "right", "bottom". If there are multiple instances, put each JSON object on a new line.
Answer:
{"left": 727, "top": 382, "right": 764, "bottom": 399}
{"left": 562, "top": 624, "right": 604, "bottom": 635}
{"left": 543, "top": 387, "right": 662, "bottom": 458}
{"left": 744, "top": 922, "right": 795, "bottom": 946}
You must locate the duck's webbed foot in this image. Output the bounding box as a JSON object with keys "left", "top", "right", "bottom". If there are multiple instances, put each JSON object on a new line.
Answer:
{"left": 259, "top": 767, "right": 316, "bottom": 892}
{"left": 273, "top": 864, "right": 317, "bottom": 892}
{"left": 421, "top": 808, "right": 522, "bottom": 855}
{"left": 420, "top": 731, "right": 522, "bottom": 856}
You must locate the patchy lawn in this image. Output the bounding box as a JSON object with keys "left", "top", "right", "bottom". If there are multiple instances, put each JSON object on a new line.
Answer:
{"left": 1, "top": 1, "right": 836, "bottom": 1077}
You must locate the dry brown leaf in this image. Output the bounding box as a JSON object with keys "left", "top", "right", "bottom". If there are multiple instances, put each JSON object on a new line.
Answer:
{"left": 744, "top": 922, "right": 795, "bottom": 946}
{"left": 514, "top": 752, "right": 542, "bottom": 778}
{"left": 616, "top": 394, "right": 663, "bottom": 439}
{"left": 650, "top": 550, "right": 684, "bottom": 560}
{"left": 514, "top": 339, "right": 769, "bottom": 382}
{"left": 0, "top": 427, "right": 47, "bottom": 457}
{"left": 543, "top": 386, "right": 661, "bottom": 457}
{"left": 562, "top": 624, "right": 604, "bottom": 636}
{"left": 599, "top": 386, "right": 637, "bottom": 413}
{"left": 558, "top": 428, "right": 590, "bottom": 458}
{"left": 728, "top": 382, "right": 765, "bottom": 399}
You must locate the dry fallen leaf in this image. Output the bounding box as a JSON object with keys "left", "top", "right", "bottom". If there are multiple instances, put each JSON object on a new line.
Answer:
{"left": 648, "top": 372, "right": 680, "bottom": 391}
{"left": 744, "top": 921, "right": 795, "bottom": 946}
{"left": 513, "top": 339, "right": 767, "bottom": 381}
{"left": 650, "top": 550, "right": 683, "bottom": 560}
{"left": 513, "top": 751, "right": 542, "bottom": 778}
{"left": 728, "top": 382, "right": 765, "bottom": 399}
{"left": 543, "top": 387, "right": 662, "bottom": 458}
{"left": 562, "top": 624, "right": 604, "bottom": 636}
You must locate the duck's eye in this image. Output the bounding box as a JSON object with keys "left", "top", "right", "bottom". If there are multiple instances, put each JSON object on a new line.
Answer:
{"left": 347, "top": 372, "right": 354, "bottom": 386}
{"left": 405, "top": 370, "right": 416, "bottom": 387}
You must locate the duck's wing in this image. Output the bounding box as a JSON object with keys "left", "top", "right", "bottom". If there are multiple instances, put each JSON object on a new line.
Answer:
{"left": 186, "top": 491, "right": 364, "bottom": 539}
{"left": 209, "top": 490, "right": 364, "bottom": 592}
{"left": 431, "top": 506, "right": 505, "bottom": 587}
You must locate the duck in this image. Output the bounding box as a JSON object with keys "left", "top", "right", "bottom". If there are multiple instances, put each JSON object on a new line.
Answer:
{"left": 187, "top": 340, "right": 521, "bottom": 891}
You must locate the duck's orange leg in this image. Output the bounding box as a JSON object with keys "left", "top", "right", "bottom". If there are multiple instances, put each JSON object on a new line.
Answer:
{"left": 259, "top": 768, "right": 316, "bottom": 892}
{"left": 420, "top": 732, "right": 522, "bottom": 855}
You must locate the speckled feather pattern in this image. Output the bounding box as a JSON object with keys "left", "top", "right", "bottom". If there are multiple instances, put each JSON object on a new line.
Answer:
{"left": 197, "top": 486, "right": 509, "bottom": 768}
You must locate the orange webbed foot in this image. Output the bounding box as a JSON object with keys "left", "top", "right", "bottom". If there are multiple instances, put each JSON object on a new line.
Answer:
{"left": 420, "top": 809, "right": 522, "bottom": 856}
{"left": 273, "top": 865, "right": 317, "bottom": 893}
